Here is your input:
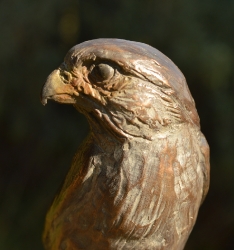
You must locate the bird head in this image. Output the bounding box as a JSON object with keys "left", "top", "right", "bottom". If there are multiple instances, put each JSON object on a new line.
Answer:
{"left": 41, "top": 39, "right": 199, "bottom": 140}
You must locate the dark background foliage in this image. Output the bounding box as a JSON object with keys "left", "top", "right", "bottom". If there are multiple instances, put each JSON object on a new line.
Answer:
{"left": 1, "top": 0, "right": 233, "bottom": 249}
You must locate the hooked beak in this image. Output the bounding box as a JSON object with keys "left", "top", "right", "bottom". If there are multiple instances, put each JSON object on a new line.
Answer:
{"left": 41, "top": 69, "right": 78, "bottom": 105}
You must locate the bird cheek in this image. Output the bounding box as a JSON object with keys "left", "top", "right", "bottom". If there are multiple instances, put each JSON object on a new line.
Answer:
{"left": 70, "top": 77, "right": 79, "bottom": 87}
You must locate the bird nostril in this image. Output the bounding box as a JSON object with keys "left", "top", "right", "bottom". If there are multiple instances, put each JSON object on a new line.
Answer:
{"left": 61, "top": 71, "right": 72, "bottom": 83}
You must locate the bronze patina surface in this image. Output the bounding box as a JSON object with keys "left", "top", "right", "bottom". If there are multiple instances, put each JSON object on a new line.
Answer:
{"left": 41, "top": 39, "right": 210, "bottom": 250}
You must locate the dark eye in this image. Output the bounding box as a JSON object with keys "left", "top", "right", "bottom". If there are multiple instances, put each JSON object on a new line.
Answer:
{"left": 90, "top": 63, "right": 114, "bottom": 82}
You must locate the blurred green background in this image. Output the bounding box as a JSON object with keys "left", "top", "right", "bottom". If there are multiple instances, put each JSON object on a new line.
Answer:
{"left": 0, "top": 0, "right": 233, "bottom": 249}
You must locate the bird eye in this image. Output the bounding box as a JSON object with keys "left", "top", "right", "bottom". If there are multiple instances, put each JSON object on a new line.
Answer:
{"left": 90, "top": 63, "right": 114, "bottom": 82}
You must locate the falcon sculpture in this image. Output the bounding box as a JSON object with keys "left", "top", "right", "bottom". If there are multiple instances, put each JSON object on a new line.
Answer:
{"left": 41, "top": 39, "right": 210, "bottom": 250}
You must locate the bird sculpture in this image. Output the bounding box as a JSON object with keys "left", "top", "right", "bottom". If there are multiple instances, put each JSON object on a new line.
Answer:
{"left": 41, "top": 39, "right": 210, "bottom": 250}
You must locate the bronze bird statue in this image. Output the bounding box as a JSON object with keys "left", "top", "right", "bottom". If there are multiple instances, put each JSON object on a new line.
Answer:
{"left": 41, "top": 39, "right": 210, "bottom": 250}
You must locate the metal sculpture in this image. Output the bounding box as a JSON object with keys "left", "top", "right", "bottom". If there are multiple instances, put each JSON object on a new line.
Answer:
{"left": 41, "top": 39, "right": 210, "bottom": 250}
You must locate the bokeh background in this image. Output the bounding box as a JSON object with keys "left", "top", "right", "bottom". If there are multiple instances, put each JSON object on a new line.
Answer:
{"left": 1, "top": 0, "right": 233, "bottom": 249}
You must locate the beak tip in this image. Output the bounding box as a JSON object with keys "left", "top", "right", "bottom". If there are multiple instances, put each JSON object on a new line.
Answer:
{"left": 41, "top": 97, "right": 48, "bottom": 106}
